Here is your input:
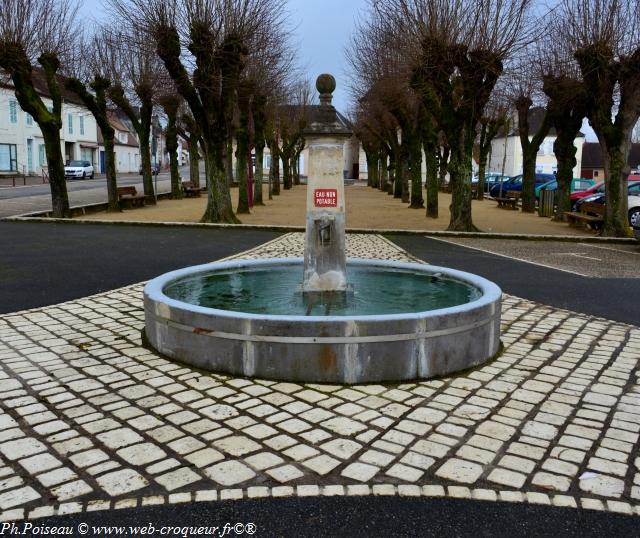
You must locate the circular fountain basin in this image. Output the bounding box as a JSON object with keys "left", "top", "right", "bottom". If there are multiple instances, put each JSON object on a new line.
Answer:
{"left": 144, "top": 258, "right": 502, "bottom": 383}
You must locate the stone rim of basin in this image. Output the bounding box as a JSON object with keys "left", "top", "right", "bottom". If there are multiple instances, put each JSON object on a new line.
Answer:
{"left": 144, "top": 257, "right": 502, "bottom": 322}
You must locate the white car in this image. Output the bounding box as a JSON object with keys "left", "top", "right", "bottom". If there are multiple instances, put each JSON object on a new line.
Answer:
{"left": 629, "top": 194, "right": 640, "bottom": 228}
{"left": 627, "top": 181, "right": 640, "bottom": 228}
{"left": 65, "top": 160, "right": 94, "bottom": 180}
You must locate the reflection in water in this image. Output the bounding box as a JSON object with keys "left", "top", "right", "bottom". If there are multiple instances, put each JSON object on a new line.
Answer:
{"left": 164, "top": 265, "right": 480, "bottom": 317}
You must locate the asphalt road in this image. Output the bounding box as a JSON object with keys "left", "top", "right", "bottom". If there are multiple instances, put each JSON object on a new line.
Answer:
{"left": 0, "top": 174, "right": 161, "bottom": 201}
{"left": 0, "top": 222, "right": 280, "bottom": 314}
{"left": 25, "top": 496, "right": 639, "bottom": 538}
{"left": 0, "top": 170, "right": 194, "bottom": 217}
{"left": 388, "top": 235, "right": 640, "bottom": 326}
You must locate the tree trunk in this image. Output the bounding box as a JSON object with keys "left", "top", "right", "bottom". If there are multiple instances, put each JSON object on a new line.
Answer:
{"left": 424, "top": 139, "right": 439, "bottom": 218}
{"left": 409, "top": 139, "right": 424, "bottom": 208}
{"left": 200, "top": 141, "right": 240, "bottom": 223}
{"left": 293, "top": 154, "right": 300, "bottom": 185}
{"left": 477, "top": 146, "right": 489, "bottom": 202}
{"left": 236, "top": 136, "right": 250, "bottom": 214}
{"left": 270, "top": 147, "right": 280, "bottom": 196}
{"left": 139, "top": 130, "right": 155, "bottom": 202}
{"left": 379, "top": 151, "right": 389, "bottom": 192}
{"left": 188, "top": 136, "right": 200, "bottom": 189}
{"left": 282, "top": 154, "right": 292, "bottom": 190}
{"left": 366, "top": 152, "right": 379, "bottom": 189}
{"left": 447, "top": 133, "right": 477, "bottom": 232}
{"left": 521, "top": 149, "right": 537, "bottom": 213}
{"left": 394, "top": 153, "right": 404, "bottom": 199}
{"left": 602, "top": 141, "right": 631, "bottom": 237}
{"left": 226, "top": 140, "right": 234, "bottom": 186}
{"left": 386, "top": 154, "right": 395, "bottom": 195}
{"left": 400, "top": 154, "right": 410, "bottom": 203}
{"left": 553, "top": 135, "right": 575, "bottom": 221}
{"left": 41, "top": 123, "right": 70, "bottom": 218}
{"left": 165, "top": 110, "right": 183, "bottom": 200}
{"left": 254, "top": 144, "right": 265, "bottom": 205}
{"left": 438, "top": 145, "right": 449, "bottom": 188}
{"left": 103, "top": 135, "right": 119, "bottom": 211}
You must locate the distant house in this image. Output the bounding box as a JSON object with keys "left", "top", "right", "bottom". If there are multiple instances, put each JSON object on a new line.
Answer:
{"left": 0, "top": 69, "right": 99, "bottom": 176}
{"left": 580, "top": 142, "right": 640, "bottom": 180}
{"left": 97, "top": 110, "right": 140, "bottom": 174}
{"left": 488, "top": 107, "right": 585, "bottom": 178}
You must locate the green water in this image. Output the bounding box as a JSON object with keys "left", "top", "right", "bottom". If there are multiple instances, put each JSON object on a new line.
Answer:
{"left": 163, "top": 265, "right": 480, "bottom": 317}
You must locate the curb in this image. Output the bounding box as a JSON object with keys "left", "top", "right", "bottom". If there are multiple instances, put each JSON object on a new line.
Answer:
{"left": 2, "top": 216, "right": 638, "bottom": 244}
{"left": 2, "top": 484, "right": 638, "bottom": 522}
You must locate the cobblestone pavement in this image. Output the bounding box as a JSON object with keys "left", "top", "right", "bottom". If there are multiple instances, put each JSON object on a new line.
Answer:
{"left": 0, "top": 233, "right": 638, "bottom": 521}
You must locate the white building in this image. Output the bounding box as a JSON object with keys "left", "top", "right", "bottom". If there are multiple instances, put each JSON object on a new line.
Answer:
{"left": 97, "top": 111, "right": 140, "bottom": 174}
{"left": 488, "top": 107, "right": 585, "bottom": 178}
{"left": 0, "top": 72, "right": 99, "bottom": 176}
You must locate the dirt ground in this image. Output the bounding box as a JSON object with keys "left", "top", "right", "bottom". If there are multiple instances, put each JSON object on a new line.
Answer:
{"left": 82, "top": 183, "right": 590, "bottom": 236}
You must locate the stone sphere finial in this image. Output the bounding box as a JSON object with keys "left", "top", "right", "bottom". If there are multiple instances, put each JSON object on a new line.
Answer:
{"left": 316, "top": 74, "right": 336, "bottom": 95}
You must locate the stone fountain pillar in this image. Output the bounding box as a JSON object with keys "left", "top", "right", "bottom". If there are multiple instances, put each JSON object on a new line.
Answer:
{"left": 302, "top": 74, "right": 353, "bottom": 293}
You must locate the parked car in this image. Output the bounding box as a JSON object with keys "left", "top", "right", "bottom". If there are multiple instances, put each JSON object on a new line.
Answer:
{"left": 571, "top": 176, "right": 640, "bottom": 203}
{"left": 535, "top": 178, "right": 596, "bottom": 200}
{"left": 489, "top": 173, "right": 555, "bottom": 198}
{"left": 574, "top": 181, "right": 640, "bottom": 227}
{"left": 64, "top": 160, "right": 94, "bottom": 180}
{"left": 139, "top": 163, "right": 160, "bottom": 175}
{"left": 483, "top": 174, "right": 510, "bottom": 193}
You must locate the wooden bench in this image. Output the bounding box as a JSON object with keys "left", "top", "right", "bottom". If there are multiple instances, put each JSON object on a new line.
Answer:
{"left": 494, "top": 190, "right": 521, "bottom": 209}
{"left": 117, "top": 186, "right": 145, "bottom": 208}
{"left": 182, "top": 181, "right": 201, "bottom": 198}
{"left": 564, "top": 202, "right": 605, "bottom": 230}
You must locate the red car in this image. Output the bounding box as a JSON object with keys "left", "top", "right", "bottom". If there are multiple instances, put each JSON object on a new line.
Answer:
{"left": 571, "top": 176, "right": 640, "bottom": 202}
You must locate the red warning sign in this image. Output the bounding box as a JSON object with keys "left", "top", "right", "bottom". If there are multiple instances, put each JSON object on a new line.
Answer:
{"left": 314, "top": 189, "right": 338, "bottom": 207}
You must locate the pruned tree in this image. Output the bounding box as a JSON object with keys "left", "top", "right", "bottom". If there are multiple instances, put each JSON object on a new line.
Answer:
{"left": 352, "top": 106, "right": 382, "bottom": 189}
{"left": 107, "top": 30, "right": 163, "bottom": 202}
{"left": 505, "top": 57, "right": 552, "bottom": 212}
{"left": 279, "top": 81, "right": 311, "bottom": 190}
{"left": 110, "top": 0, "right": 288, "bottom": 224}
{"left": 0, "top": 0, "right": 78, "bottom": 218}
{"left": 264, "top": 96, "right": 283, "bottom": 198}
{"left": 236, "top": 16, "right": 296, "bottom": 209}
{"left": 538, "top": 34, "right": 589, "bottom": 220}
{"left": 177, "top": 111, "right": 202, "bottom": 189}
{"left": 347, "top": 12, "right": 427, "bottom": 208}
{"left": 377, "top": 0, "right": 534, "bottom": 231}
{"left": 559, "top": 0, "right": 640, "bottom": 236}
{"left": 476, "top": 99, "right": 508, "bottom": 202}
{"left": 66, "top": 31, "right": 120, "bottom": 211}
{"left": 158, "top": 93, "right": 183, "bottom": 199}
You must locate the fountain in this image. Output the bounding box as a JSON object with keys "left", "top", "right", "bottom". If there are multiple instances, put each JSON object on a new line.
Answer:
{"left": 143, "top": 75, "right": 502, "bottom": 383}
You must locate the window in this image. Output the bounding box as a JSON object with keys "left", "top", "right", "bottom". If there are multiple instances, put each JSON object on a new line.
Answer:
{"left": 0, "top": 144, "right": 18, "bottom": 171}
{"left": 39, "top": 144, "right": 46, "bottom": 167}
{"left": 68, "top": 113, "right": 73, "bottom": 134}
{"left": 80, "top": 116, "right": 84, "bottom": 135}
{"left": 9, "top": 100, "right": 17, "bottom": 124}
{"left": 26, "top": 113, "right": 33, "bottom": 126}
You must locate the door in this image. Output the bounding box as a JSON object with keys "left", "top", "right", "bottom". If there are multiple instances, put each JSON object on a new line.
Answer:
{"left": 100, "top": 151, "right": 105, "bottom": 173}
{"left": 27, "top": 139, "right": 34, "bottom": 173}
